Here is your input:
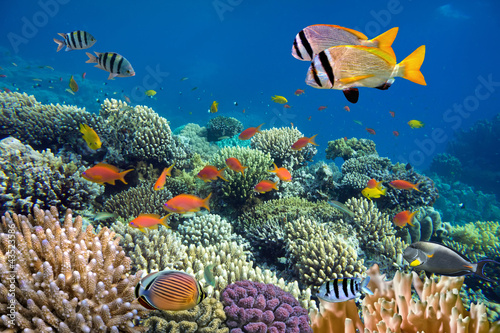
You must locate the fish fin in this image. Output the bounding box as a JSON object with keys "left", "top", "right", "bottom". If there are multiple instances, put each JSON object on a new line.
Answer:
{"left": 398, "top": 45, "right": 426, "bottom": 85}
{"left": 374, "top": 80, "right": 393, "bottom": 90}
{"left": 108, "top": 179, "right": 116, "bottom": 185}
{"left": 138, "top": 213, "right": 162, "bottom": 219}
{"left": 309, "top": 134, "right": 319, "bottom": 146}
{"left": 408, "top": 211, "right": 417, "bottom": 226}
{"left": 79, "top": 123, "right": 87, "bottom": 134}
{"left": 65, "top": 46, "right": 72, "bottom": 52}
{"left": 160, "top": 214, "right": 171, "bottom": 228}
{"left": 218, "top": 168, "right": 229, "bottom": 182}
{"left": 370, "top": 27, "right": 398, "bottom": 60}
{"left": 414, "top": 182, "right": 422, "bottom": 192}
{"left": 118, "top": 169, "right": 134, "bottom": 185}
{"left": 343, "top": 88, "right": 359, "bottom": 104}
{"left": 361, "top": 276, "right": 374, "bottom": 295}
{"left": 474, "top": 259, "right": 500, "bottom": 282}
{"left": 338, "top": 74, "right": 374, "bottom": 85}
{"left": 409, "top": 259, "right": 421, "bottom": 267}
{"left": 256, "top": 123, "right": 265, "bottom": 133}
{"left": 165, "top": 163, "right": 175, "bottom": 176}
{"left": 53, "top": 38, "right": 65, "bottom": 52}
{"left": 380, "top": 187, "right": 387, "bottom": 196}
{"left": 57, "top": 32, "right": 66, "bottom": 38}
{"left": 202, "top": 193, "right": 212, "bottom": 212}
{"left": 85, "top": 52, "right": 97, "bottom": 63}
{"left": 427, "top": 254, "right": 434, "bottom": 258}
{"left": 108, "top": 72, "right": 117, "bottom": 80}
{"left": 272, "top": 181, "right": 279, "bottom": 190}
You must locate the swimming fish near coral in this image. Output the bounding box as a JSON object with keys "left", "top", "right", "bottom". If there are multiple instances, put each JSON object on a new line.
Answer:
{"left": 82, "top": 163, "right": 133, "bottom": 185}
{"left": 53, "top": 30, "right": 96, "bottom": 52}
{"left": 164, "top": 193, "right": 212, "bottom": 214}
{"left": 129, "top": 213, "right": 170, "bottom": 233}
{"left": 393, "top": 130, "right": 400, "bottom": 137}
{"left": 306, "top": 45, "right": 426, "bottom": 103}
{"left": 318, "top": 106, "right": 327, "bottom": 111}
{"left": 389, "top": 180, "right": 421, "bottom": 191}
{"left": 268, "top": 163, "right": 292, "bottom": 182}
{"left": 366, "top": 178, "right": 384, "bottom": 190}
{"left": 79, "top": 124, "right": 102, "bottom": 150}
{"left": 361, "top": 185, "right": 387, "bottom": 200}
{"left": 254, "top": 180, "right": 278, "bottom": 193}
{"left": 135, "top": 270, "right": 207, "bottom": 311}
{"left": 317, "top": 277, "right": 373, "bottom": 303}
{"left": 294, "top": 89, "right": 305, "bottom": 96}
{"left": 408, "top": 119, "right": 424, "bottom": 128}
{"left": 210, "top": 100, "right": 218, "bottom": 113}
{"left": 365, "top": 128, "right": 376, "bottom": 135}
{"left": 271, "top": 95, "right": 288, "bottom": 104}
{"left": 328, "top": 200, "right": 354, "bottom": 218}
{"left": 291, "top": 134, "right": 318, "bottom": 151}
{"left": 393, "top": 210, "right": 417, "bottom": 228}
{"left": 225, "top": 157, "right": 248, "bottom": 177}
{"left": 85, "top": 51, "right": 135, "bottom": 80}
{"left": 204, "top": 264, "right": 216, "bottom": 287}
{"left": 197, "top": 166, "right": 228, "bottom": 182}
{"left": 69, "top": 75, "right": 79, "bottom": 92}
{"left": 154, "top": 163, "right": 175, "bottom": 191}
{"left": 403, "top": 241, "right": 500, "bottom": 281}
{"left": 145, "top": 89, "right": 156, "bottom": 97}
{"left": 94, "top": 212, "right": 117, "bottom": 221}
{"left": 239, "top": 123, "right": 264, "bottom": 140}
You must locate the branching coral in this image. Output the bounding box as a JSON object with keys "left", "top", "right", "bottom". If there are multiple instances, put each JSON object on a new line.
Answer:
{"left": 326, "top": 137, "right": 378, "bottom": 161}
{"left": 0, "top": 207, "right": 147, "bottom": 332}
{"left": 175, "top": 123, "right": 220, "bottom": 160}
{"left": 206, "top": 116, "right": 243, "bottom": 142}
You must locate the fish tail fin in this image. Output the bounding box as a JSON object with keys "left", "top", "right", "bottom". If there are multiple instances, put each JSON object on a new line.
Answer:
{"left": 474, "top": 259, "right": 500, "bottom": 282}
{"left": 79, "top": 123, "right": 86, "bottom": 134}
{"left": 85, "top": 52, "right": 98, "bottom": 63}
{"left": 309, "top": 134, "right": 319, "bottom": 146}
{"left": 241, "top": 166, "right": 248, "bottom": 178}
{"left": 380, "top": 187, "right": 387, "bottom": 196}
{"left": 372, "top": 27, "right": 398, "bottom": 60}
{"left": 202, "top": 193, "right": 212, "bottom": 212}
{"left": 160, "top": 214, "right": 171, "bottom": 228}
{"left": 398, "top": 45, "right": 426, "bottom": 85}
{"left": 414, "top": 182, "right": 422, "bottom": 192}
{"left": 273, "top": 181, "right": 279, "bottom": 190}
{"left": 256, "top": 123, "right": 265, "bottom": 133}
{"left": 408, "top": 211, "right": 418, "bottom": 226}
{"left": 166, "top": 162, "right": 175, "bottom": 176}
{"left": 119, "top": 169, "right": 134, "bottom": 184}
{"left": 54, "top": 38, "right": 65, "bottom": 52}
{"left": 218, "top": 167, "right": 229, "bottom": 182}
{"left": 361, "top": 276, "right": 374, "bottom": 295}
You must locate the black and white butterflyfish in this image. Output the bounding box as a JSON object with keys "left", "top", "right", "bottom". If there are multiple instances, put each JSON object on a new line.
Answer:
{"left": 54, "top": 31, "right": 96, "bottom": 52}
{"left": 317, "top": 277, "right": 373, "bottom": 303}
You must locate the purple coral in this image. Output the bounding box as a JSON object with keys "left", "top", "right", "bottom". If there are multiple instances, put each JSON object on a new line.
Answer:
{"left": 221, "top": 280, "right": 312, "bottom": 333}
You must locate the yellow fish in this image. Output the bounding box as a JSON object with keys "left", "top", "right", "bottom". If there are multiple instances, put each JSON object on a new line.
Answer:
{"left": 145, "top": 89, "right": 156, "bottom": 97}
{"left": 271, "top": 95, "right": 288, "bottom": 104}
{"left": 361, "top": 186, "right": 387, "bottom": 200}
{"left": 210, "top": 101, "right": 218, "bottom": 113}
{"left": 79, "top": 124, "right": 102, "bottom": 150}
{"left": 69, "top": 75, "right": 78, "bottom": 92}
{"left": 408, "top": 120, "right": 424, "bottom": 128}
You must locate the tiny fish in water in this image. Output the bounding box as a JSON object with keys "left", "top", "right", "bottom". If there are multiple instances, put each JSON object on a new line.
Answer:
{"left": 94, "top": 212, "right": 117, "bottom": 221}
{"left": 408, "top": 119, "right": 424, "bottom": 128}
{"left": 328, "top": 200, "right": 354, "bottom": 218}
{"left": 318, "top": 106, "right": 327, "bottom": 111}
{"left": 294, "top": 89, "right": 305, "bottom": 96}
{"left": 164, "top": 193, "right": 212, "bottom": 214}
{"left": 79, "top": 124, "right": 101, "bottom": 150}
{"left": 85, "top": 52, "right": 135, "bottom": 80}
{"left": 32, "top": 78, "right": 42, "bottom": 81}
{"left": 284, "top": 104, "right": 292, "bottom": 108}
{"left": 145, "top": 89, "right": 157, "bottom": 97}
{"left": 239, "top": 123, "right": 264, "bottom": 140}
{"left": 204, "top": 264, "right": 216, "bottom": 287}
{"left": 191, "top": 86, "right": 198, "bottom": 91}
{"left": 154, "top": 163, "right": 175, "bottom": 191}
{"left": 271, "top": 95, "right": 288, "bottom": 104}
{"left": 129, "top": 214, "right": 170, "bottom": 233}
{"left": 69, "top": 75, "right": 79, "bottom": 92}
{"left": 65, "top": 88, "right": 75, "bottom": 94}
{"left": 344, "top": 105, "right": 350, "bottom": 112}
{"left": 210, "top": 101, "right": 218, "bottom": 113}
{"left": 389, "top": 180, "right": 421, "bottom": 191}
{"left": 82, "top": 163, "right": 133, "bottom": 185}
{"left": 82, "top": 72, "right": 86, "bottom": 80}
{"left": 268, "top": 163, "right": 292, "bottom": 182}
{"left": 54, "top": 30, "right": 96, "bottom": 52}
{"left": 291, "top": 134, "right": 318, "bottom": 151}
{"left": 254, "top": 180, "right": 278, "bottom": 193}
{"left": 197, "top": 166, "right": 228, "bottom": 182}
{"left": 353, "top": 120, "right": 362, "bottom": 125}
{"left": 366, "top": 128, "right": 376, "bottom": 135}
{"left": 393, "top": 130, "right": 400, "bottom": 137}
{"left": 226, "top": 157, "right": 248, "bottom": 177}
{"left": 389, "top": 110, "right": 395, "bottom": 117}
{"left": 135, "top": 270, "right": 207, "bottom": 311}
{"left": 317, "top": 277, "right": 373, "bottom": 303}
{"left": 180, "top": 77, "right": 189, "bottom": 81}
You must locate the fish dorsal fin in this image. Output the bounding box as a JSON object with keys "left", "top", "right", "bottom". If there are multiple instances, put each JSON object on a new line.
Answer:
{"left": 343, "top": 45, "right": 397, "bottom": 66}
{"left": 138, "top": 213, "right": 162, "bottom": 219}
{"left": 95, "top": 162, "right": 120, "bottom": 172}
{"left": 320, "top": 24, "right": 368, "bottom": 40}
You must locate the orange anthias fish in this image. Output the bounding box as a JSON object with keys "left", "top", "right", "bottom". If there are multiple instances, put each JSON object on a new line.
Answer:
{"left": 129, "top": 214, "right": 171, "bottom": 233}
{"left": 389, "top": 180, "right": 421, "bottom": 191}
{"left": 197, "top": 166, "right": 228, "bottom": 182}
{"left": 292, "top": 134, "right": 318, "bottom": 151}
{"left": 164, "top": 193, "right": 212, "bottom": 214}
{"left": 82, "top": 163, "right": 133, "bottom": 185}
{"left": 294, "top": 89, "right": 305, "bottom": 96}
{"left": 389, "top": 111, "right": 395, "bottom": 117}
{"left": 366, "top": 128, "right": 376, "bottom": 135}
{"left": 318, "top": 106, "right": 327, "bottom": 111}
{"left": 393, "top": 131, "right": 400, "bottom": 137}
{"left": 284, "top": 104, "right": 292, "bottom": 108}
{"left": 254, "top": 180, "right": 278, "bottom": 193}
{"left": 154, "top": 163, "right": 175, "bottom": 191}
{"left": 225, "top": 157, "right": 248, "bottom": 177}
{"left": 239, "top": 123, "right": 264, "bottom": 140}
{"left": 269, "top": 163, "right": 292, "bottom": 182}
{"left": 69, "top": 75, "right": 79, "bottom": 92}
{"left": 393, "top": 210, "right": 417, "bottom": 228}
{"left": 367, "top": 178, "right": 384, "bottom": 189}
{"left": 344, "top": 105, "right": 350, "bottom": 112}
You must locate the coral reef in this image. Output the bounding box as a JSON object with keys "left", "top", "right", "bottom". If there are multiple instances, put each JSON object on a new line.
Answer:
{"left": 206, "top": 116, "right": 243, "bottom": 142}
{"left": 325, "top": 137, "right": 378, "bottom": 161}
{"left": 429, "top": 153, "right": 463, "bottom": 181}
{"left": 396, "top": 206, "right": 442, "bottom": 244}
{"left": 175, "top": 123, "right": 220, "bottom": 160}
{"left": 221, "top": 280, "right": 312, "bottom": 333}
{"left": 0, "top": 137, "right": 103, "bottom": 215}
{"left": 0, "top": 207, "right": 147, "bottom": 332}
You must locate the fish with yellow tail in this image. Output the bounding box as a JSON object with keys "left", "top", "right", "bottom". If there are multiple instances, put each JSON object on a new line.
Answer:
{"left": 306, "top": 45, "right": 426, "bottom": 103}
{"left": 79, "top": 124, "right": 101, "bottom": 150}
{"left": 129, "top": 214, "right": 171, "bottom": 233}
{"left": 403, "top": 241, "right": 500, "bottom": 281}
{"left": 82, "top": 163, "right": 133, "bottom": 185}
{"left": 135, "top": 270, "right": 206, "bottom": 311}
{"left": 317, "top": 277, "right": 373, "bottom": 303}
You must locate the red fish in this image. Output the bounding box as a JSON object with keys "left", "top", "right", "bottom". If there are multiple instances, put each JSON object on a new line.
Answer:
{"left": 164, "top": 193, "right": 212, "bottom": 214}
{"left": 343, "top": 136, "right": 347, "bottom": 141}
{"left": 366, "top": 128, "right": 376, "bottom": 135}
{"left": 393, "top": 131, "right": 399, "bottom": 137}
{"left": 225, "top": 157, "right": 248, "bottom": 177}
{"left": 269, "top": 163, "right": 292, "bottom": 182}
{"left": 393, "top": 210, "right": 417, "bottom": 228}
{"left": 154, "top": 163, "right": 175, "bottom": 190}
{"left": 284, "top": 104, "right": 292, "bottom": 108}
{"left": 239, "top": 123, "right": 264, "bottom": 140}
{"left": 291, "top": 134, "right": 318, "bottom": 151}
{"left": 254, "top": 180, "right": 278, "bottom": 193}
{"left": 0, "top": 74, "right": 6, "bottom": 78}
{"left": 367, "top": 178, "right": 384, "bottom": 189}
{"left": 389, "top": 180, "right": 421, "bottom": 191}
{"left": 308, "top": 116, "right": 312, "bottom": 121}
{"left": 294, "top": 89, "right": 305, "bottom": 96}
{"left": 82, "top": 163, "right": 133, "bottom": 185}
{"left": 318, "top": 106, "right": 327, "bottom": 111}
{"left": 197, "top": 166, "right": 228, "bottom": 182}
{"left": 129, "top": 214, "right": 171, "bottom": 232}
{"left": 242, "top": 109, "right": 246, "bottom": 113}
{"left": 389, "top": 111, "right": 395, "bottom": 117}
{"left": 344, "top": 105, "right": 350, "bottom": 112}
{"left": 82, "top": 72, "right": 86, "bottom": 80}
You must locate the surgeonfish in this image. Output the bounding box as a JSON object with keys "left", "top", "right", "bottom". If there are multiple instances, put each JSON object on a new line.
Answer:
{"left": 135, "top": 270, "right": 207, "bottom": 311}
{"left": 317, "top": 277, "right": 373, "bottom": 303}
{"left": 164, "top": 193, "right": 212, "bottom": 214}
{"left": 403, "top": 241, "right": 500, "bottom": 281}
{"left": 53, "top": 31, "right": 96, "bottom": 52}
{"left": 79, "top": 124, "right": 102, "bottom": 150}
{"left": 306, "top": 45, "right": 426, "bottom": 103}
{"left": 292, "top": 25, "right": 398, "bottom": 61}
{"left": 82, "top": 163, "right": 133, "bottom": 185}
{"left": 239, "top": 123, "right": 264, "bottom": 140}
{"left": 85, "top": 51, "right": 135, "bottom": 80}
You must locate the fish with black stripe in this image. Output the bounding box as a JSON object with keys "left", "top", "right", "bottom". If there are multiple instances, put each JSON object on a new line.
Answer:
{"left": 292, "top": 25, "right": 398, "bottom": 62}
{"left": 135, "top": 269, "right": 207, "bottom": 311}
{"left": 54, "top": 30, "right": 96, "bottom": 52}
{"left": 85, "top": 52, "right": 135, "bottom": 80}
{"left": 317, "top": 277, "right": 373, "bottom": 303}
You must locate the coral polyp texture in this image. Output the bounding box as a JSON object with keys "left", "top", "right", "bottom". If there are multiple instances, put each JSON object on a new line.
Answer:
{"left": 206, "top": 116, "right": 243, "bottom": 142}
{"left": 326, "top": 137, "right": 378, "bottom": 161}
{"left": 221, "top": 280, "right": 312, "bottom": 333}
{"left": 0, "top": 206, "right": 147, "bottom": 332}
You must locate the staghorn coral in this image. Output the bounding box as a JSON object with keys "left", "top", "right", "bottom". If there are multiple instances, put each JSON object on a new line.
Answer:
{"left": 143, "top": 297, "right": 228, "bottom": 333}
{"left": 0, "top": 137, "right": 103, "bottom": 215}
{"left": 285, "top": 217, "right": 365, "bottom": 290}
{"left": 206, "top": 116, "right": 243, "bottom": 142}
{"left": 325, "top": 137, "right": 378, "bottom": 161}
{"left": 251, "top": 127, "right": 317, "bottom": 169}
{"left": 0, "top": 206, "right": 147, "bottom": 332}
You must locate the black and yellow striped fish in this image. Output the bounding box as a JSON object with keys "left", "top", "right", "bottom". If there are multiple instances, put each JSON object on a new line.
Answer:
{"left": 317, "top": 277, "right": 373, "bottom": 303}
{"left": 85, "top": 52, "right": 135, "bottom": 80}
{"left": 54, "top": 31, "right": 96, "bottom": 52}
{"left": 135, "top": 270, "right": 206, "bottom": 311}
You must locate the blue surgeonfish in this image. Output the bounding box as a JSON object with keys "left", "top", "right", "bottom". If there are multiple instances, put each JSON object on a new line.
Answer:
{"left": 403, "top": 241, "right": 499, "bottom": 281}
{"left": 317, "top": 277, "right": 373, "bottom": 303}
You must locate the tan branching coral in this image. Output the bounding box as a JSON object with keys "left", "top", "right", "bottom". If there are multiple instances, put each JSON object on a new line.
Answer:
{"left": 326, "top": 137, "right": 378, "bottom": 161}
{"left": 0, "top": 207, "right": 147, "bottom": 332}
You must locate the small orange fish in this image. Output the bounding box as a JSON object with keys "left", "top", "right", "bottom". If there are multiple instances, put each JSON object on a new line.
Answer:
{"left": 164, "top": 193, "right": 212, "bottom": 214}
{"left": 284, "top": 104, "right": 292, "bottom": 108}
{"left": 225, "top": 157, "right": 248, "bottom": 177}
{"left": 82, "top": 163, "right": 133, "bottom": 185}
{"left": 129, "top": 213, "right": 171, "bottom": 233}
{"left": 367, "top": 179, "right": 384, "bottom": 189}
{"left": 291, "top": 134, "right": 318, "bottom": 151}
{"left": 69, "top": 75, "right": 78, "bottom": 92}
{"left": 154, "top": 163, "right": 175, "bottom": 191}
{"left": 269, "top": 163, "right": 292, "bottom": 182}
{"left": 254, "top": 180, "right": 278, "bottom": 193}
{"left": 393, "top": 130, "right": 400, "bottom": 137}
{"left": 294, "top": 89, "right": 305, "bottom": 96}
{"left": 82, "top": 72, "right": 86, "bottom": 80}
{"left": 344, "top": 105, "right": 350, "bottom": 112}
{"left": 389, "top": 111, "right": 395, "bottom": 117}
{"left": 393, "top": 210, "right": 417, "bottom": 228}
{"left": 366, "top": 128, "right": 376, "bottom": 135}
{"left": 318, "top": 106, "right": 327, "bottom": 111}
{"left": 242, "top": 109, "right": 246, "bottom": 113}
{"left": 197, "top": 166, "right": 228, "bottom": 182}
{"left": 389, "top": 180, "right": 421, "bottom": 191}
{"left": 307, "top": 116, "right": 312, "bottom": 121}
{"left": 239, "top": 123, "right": 264, "bottom": 140}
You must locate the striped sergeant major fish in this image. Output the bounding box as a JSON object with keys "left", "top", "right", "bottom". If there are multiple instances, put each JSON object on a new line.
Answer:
{"left": 85, "top": 52, "right": 135, "bottom": 80}
{"left": 54, "top": 31, "right": 96, "bottom": 52}
{"left": 317, "top": 277, "right": 373, "bottom": 303}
